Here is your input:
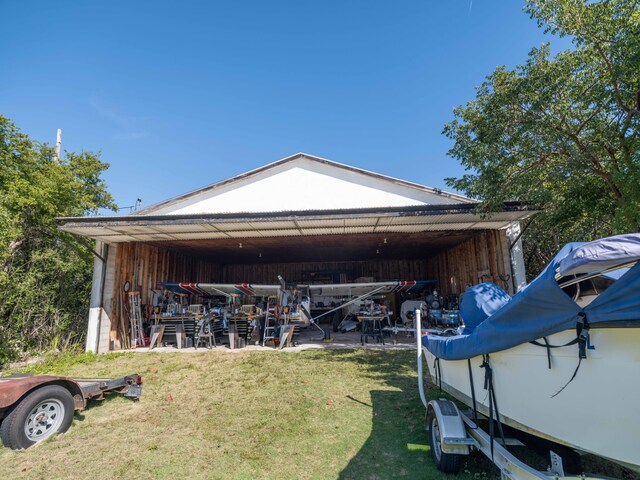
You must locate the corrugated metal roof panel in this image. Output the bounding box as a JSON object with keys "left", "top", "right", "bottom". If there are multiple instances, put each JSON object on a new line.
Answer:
{"left": 390, "top": 212, "right": 523, "bottom": 227}
{"left": 297, "top": 218, "right": 344, "bottom": 228}
{"left": 224, "top": 230, "right": 261, "bottom": 238}
{"left": 375, "top": 216, "right": 394, "bottom": 225}
{"left": 93, "top": 235, "right": 138, "bottom": 242}
{"left": 110, "top": 225, "right": 160, "bottom": 234}
{"left": 344, "top": 217, "right": 378, "bottom": 227}
{"left": 128, "top": 234, "right": 179, "bottom": 241}
{"left": 506, "top": 211, "right": 531, "bottom": 220}
{"left": 415, "top": 223, "right": 478, "bottom": 231}
{"left": 470, "top": 221, "right": 514, "bottom": 229}
{"left": 252, "top": 229, "right": 302, "bottom": 237}
{"left": 159, "top": 231, "right": 229, "bottom": 240}
{"left": 215, "top": 222, "right": 255, "bottom": 231}
{"left": 58, "top": 206, "right": 534, "bottom": 242}
{"left": 388, "top": 216, "right": 432, "bottom": 225}
{"left": 300, "top": 227, "right": 345, "bottom": 235}
{"left": 389, "top": 213, "right": 476, "bottom": 225}
{"left": 61, "top": 226, "right": 119, "bottom": 236}
{"left": 248, "top": 221, "right": 298, "bottom": 230}
{"left": 296, "top": 218, "right": 379, "bottom": 229}
{"left": 380, "top": 224, "right": 434, "bottom": 233}
{"left": 149, "top": 223, "right": 213, "bottom": 233}
{"left": 344, "top": 226, "right": 377, "bottom": 234}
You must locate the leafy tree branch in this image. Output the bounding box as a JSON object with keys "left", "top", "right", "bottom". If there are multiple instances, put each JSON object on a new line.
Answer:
{"left": 445, "top": 0, "right": 639, "bottom": 275}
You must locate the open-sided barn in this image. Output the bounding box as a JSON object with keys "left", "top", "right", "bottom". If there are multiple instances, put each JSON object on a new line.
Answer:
{"left": 57, "top": 153, "right": 534, "bottom": 352}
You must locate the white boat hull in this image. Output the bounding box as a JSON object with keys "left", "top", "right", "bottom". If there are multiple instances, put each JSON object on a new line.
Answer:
{"left": 423, "top": 326, "right": 640, "bottom": 472}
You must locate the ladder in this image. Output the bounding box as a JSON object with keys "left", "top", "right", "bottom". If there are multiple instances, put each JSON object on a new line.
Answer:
{"left": 128, "top": 292, "right": 145, "bottom": 348}
{"left": 262, "top": 297, "right": 278, "bottom": 346}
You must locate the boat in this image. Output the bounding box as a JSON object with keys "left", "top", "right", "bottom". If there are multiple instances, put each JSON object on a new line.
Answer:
{"left": 421, "top": 233, "right": 640, "bottom": 473}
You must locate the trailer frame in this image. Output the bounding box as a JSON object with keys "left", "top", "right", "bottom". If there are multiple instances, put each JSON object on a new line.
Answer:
{"left": 0, "top": 372, "right": 142, "bottom": 449}
{"left": 415, "top": 309, "right": 615, "bottom": 480}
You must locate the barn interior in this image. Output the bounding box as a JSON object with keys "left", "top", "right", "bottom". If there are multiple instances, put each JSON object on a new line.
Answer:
{"left": 57, "top": 153, "right": 533, "bottom": 352}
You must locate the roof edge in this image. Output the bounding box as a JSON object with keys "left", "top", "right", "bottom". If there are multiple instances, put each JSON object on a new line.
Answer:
{"left": 59, "top": 202, "right": 536, "bottom": 227}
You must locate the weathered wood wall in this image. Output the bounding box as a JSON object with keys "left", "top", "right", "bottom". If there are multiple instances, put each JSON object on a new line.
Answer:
{"left": 221, "top": 260, "right": 431, "bottom": 285}
{"left": 109, "top": 242, "right": 221, "bottom": 345}
{"left": 222, "top": 230, "right": 513, "bottom": 294}
{"left": 107, "top": 229, "right": 512, "bottom": 349}
{"left": 425, "top": 230, "right": 512, "bottom": 294}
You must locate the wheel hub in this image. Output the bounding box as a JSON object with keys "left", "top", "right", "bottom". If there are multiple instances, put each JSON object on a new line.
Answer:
{"left": 24, "top": 399, "right": 65, "bottom": 442}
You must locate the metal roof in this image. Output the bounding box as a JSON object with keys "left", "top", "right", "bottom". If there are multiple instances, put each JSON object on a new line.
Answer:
{"left": 58, "top": 203, "right": 535, "bottom": 244}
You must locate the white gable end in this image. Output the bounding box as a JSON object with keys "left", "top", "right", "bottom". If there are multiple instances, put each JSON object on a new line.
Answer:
{"left": 146, "top": 155, "right": 468, "bottom": 215}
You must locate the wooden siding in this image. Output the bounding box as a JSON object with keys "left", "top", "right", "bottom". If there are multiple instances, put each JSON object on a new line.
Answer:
{"left": 221, "top": 260, "right": 431, "bottom": 285}
{"left": 107, "top": 230, "right": 512, "bottom": 349}
{"left": 109, "top": 242, "right": 221, "bottom": 346}
{"left": 222, "top": 230, "right": 513, "bottom": 295}
{"left": 425, "top": 230, "right": 512, "bottom": 294}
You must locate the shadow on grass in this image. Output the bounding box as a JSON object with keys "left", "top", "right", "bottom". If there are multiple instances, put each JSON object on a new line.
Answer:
{"left": 338, "top": 387, "right": 429, "bottom": 480}
{"left": 322, "top": 348, "right": 638, "bottom": 480}
{"left": 72, "top": 390, "right": 138, "bottom": 424}
{"left": 312, "top": 348, "right": 497, "bottom": 480}
{"left": 326, "top": 349, "right": 424, "bottom": 479}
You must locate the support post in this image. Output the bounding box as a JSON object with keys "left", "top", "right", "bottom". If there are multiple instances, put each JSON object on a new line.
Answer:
{"left": 506, "top": 222, "right": 527, "bottom": 292}
{"left": 416, "top": 307, "right": 428, "bottom": 409}
{"left": 86, "top": 241, "right": 108, "bottom": 353}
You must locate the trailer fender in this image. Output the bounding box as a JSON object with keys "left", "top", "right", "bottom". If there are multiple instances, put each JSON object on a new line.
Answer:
{"left": 427, "top": 399, "right": 472, "bottom": 455}
{"left": 0, "top": 376, "right": 86, "bottom": 413}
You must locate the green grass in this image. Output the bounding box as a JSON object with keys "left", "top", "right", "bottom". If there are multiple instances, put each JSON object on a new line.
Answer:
{"left": 0, "top": 349, "right": 500, "bottom": 480}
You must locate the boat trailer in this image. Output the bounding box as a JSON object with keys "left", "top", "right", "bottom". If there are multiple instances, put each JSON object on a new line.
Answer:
{"left": 415, "top": 309, "right": 612, "bottom": 480}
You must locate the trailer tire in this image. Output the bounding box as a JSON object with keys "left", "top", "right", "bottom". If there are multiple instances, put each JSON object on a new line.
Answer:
{"left": 427, "top": 407, "right": 462, "bottom": 474}
{"left": 0, "top": 385, "right": 74, "bottom": 449}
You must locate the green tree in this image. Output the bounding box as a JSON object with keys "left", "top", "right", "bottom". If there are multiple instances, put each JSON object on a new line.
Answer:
{"left": 0, "top": 115, "right": 116, "bottom": 364}
{"left": 444, "top": 0, "right": 640, "bottom": 275}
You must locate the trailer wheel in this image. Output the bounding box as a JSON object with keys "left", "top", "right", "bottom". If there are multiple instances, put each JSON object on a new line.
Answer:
{"left": 0, "top": 385, "right": 74, "bottom": 449}
{"left": 427, "top": 407, "right": 462, "bottom": 474}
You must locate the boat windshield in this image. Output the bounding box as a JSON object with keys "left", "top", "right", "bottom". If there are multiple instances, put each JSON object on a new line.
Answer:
{"left": 554, "top": 234, "right": 640, "bottom": 307}
{"left": 557, "top": 268, "right": 626, "bottom": 308}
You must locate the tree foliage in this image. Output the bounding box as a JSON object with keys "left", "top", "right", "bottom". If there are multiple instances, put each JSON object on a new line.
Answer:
{"left": 444, "top": 0, "right": 640, "bottom": 275}
{"left": 0, "top": 115, "right": 116, "bottom": 364}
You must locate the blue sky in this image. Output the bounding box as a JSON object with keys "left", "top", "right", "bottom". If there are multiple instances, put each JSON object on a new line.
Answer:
{"left": 0, "top": 1, "right": 570, "bottom": 212}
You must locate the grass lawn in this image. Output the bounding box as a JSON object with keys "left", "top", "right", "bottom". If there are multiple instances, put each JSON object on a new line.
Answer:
{"left": 0, "top": 349, "right": 500, "bottom": 480}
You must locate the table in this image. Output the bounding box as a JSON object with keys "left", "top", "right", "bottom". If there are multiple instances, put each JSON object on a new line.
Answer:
{"left": 151, "top": 315, "right": 200, "bottom": 349}
{"left": 357, "top": 315, "right": 386, "bottom": 345}
{"left": 226, "top": 315, "right": 254, "bottom": 349}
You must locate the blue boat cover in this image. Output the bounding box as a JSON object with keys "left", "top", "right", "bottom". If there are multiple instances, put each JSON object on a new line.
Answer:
{"left": 558, "top": 234, "right": 640, "bottom": 277}
{"left": 460, "top": 283, "right": 511, "bottom": 334}
{"left": 423, "top": 234, "right": 640, "bottom": 360}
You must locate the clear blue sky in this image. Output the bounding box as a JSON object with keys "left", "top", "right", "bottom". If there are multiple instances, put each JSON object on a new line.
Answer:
{"left": 0, "top": 1, "right": 570, "bottom": 212}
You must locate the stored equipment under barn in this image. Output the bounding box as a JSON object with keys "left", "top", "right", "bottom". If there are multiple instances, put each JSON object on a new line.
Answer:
{"left": 57, "top": 153, "right": 534, "bottom": 352}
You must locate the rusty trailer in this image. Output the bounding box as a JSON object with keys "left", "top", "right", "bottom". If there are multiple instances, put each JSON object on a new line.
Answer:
{"left": 0, "top": 373, "right": 142, "bottom": 449}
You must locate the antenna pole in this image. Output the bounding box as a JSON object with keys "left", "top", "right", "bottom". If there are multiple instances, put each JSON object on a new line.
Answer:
{"left": 54, "top": 128, "right": 62, "bottom": 164}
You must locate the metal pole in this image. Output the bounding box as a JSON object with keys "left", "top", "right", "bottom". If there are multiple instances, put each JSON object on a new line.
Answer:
{"left": 416, "top": 307, "right": 428, "bottom": 408}
{"left": 54, "top": 129, "right": 62, "bottom": 164}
